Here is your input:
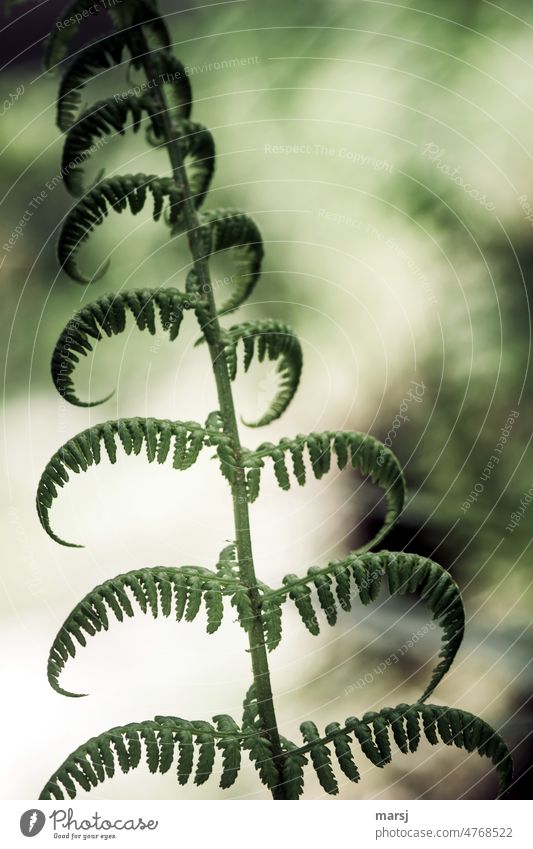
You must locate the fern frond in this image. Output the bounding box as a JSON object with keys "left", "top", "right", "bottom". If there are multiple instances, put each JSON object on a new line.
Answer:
{"left": 39, "top": 713, "right": 244, "bottom": 799}
{"left": 143, "top": 52, "right": 192, "bottom": 121}
{"left": 222, "top": 320, "right": 303, "bottom": 427}
{"left": 46, "top": 0, "right": 169, "bottom": 72}
{"left": 58, "top": 174, "right": 186, "bottom": 283}
{"left": 62, "top": 88, "right": 203, "bottom": 198}
{"left": 110, "top": 0, "right": 171, "bottom": 52}
{"left": 51, "top": 289, "right": 197, "bottom": 406}
{"left": 46, "top": 0, "right": 123, "bottom": 70}
{"left": 47, "top": 565, "right": 240, "bottom": 697}
{"left": 244, "top": 430, "right": 405, "bottom": 545}
{"left": 56, "top": 32, "right": 133, "bottom": 131}
{"left": 264, "top": 551, "right": 463, "bottom": 701}
{"left": 160, "top": 120, "right": 215, "bottom": 208}
{"left": 61, "top": 95, "right": 150, "bottom": 196}
{"left": 184, "top": 209, "right": 263, "bottom": 313}
{"left": 36, "top": 417, "right": 232, "bottom": 546}
{"left": 290, "top": 703, "right": 512, "bottom": 799}
{"left": 33, "top": 0, "right": 513, "bottom": 805}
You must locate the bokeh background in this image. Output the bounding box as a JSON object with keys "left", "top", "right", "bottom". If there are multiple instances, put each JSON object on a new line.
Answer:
{"left": 1, "top": 0, "right": 532, "bottom": 800}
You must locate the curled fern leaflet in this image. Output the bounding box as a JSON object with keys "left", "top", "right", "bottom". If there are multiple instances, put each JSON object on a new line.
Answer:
{"left": 244, "top": 430, "right": 405, "bottom": 550}
{"left": 264, "top": 551, "right": 464, "bottom": 701}
{"left": 39, "top": 714, "right": 244, "bottom": 800}
{"left": 51, "top": 288, "right": 198, "bottom": 406}
{"left": 288, "top": 703, "right": 512, "bottom": 800}
{"left": 47, "top": 565, "right": 243, "bottom": 697}
{"left": 222, "top": 319, "right": 303, "bottom": 427}
{"left": 36, "top": 418, "right": 229, "bottom": 546}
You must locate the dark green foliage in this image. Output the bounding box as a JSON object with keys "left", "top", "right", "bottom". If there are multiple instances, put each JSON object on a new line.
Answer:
{"left": 36, "top": 417, "right": 231, "bottom": 545}
{"left": 282, "top": 574, "right": 320, "bottom": 635}
{"left": 47, "top": 565, "right": 244, "bottom": 696}
{"left": 244, "top": 430, "right": 405, "bottom": 546}
{"left": 58, "top": 174, "right": 187, "bottom": 283}
{"left": 246, "top": 735, "right": 279, "bottom": 791}
{"left": 52, "top": 289, "right": 197, "bottom": 406}
{"left": 263, "top": 551, "right": 464, "bottom": 701}
{"left": 57, "top": 32, "right": 135, "bottom": 131}
{"left": 185, "top": 208, "right": 264, "bottom": 314}
{"left": 240, "top": 688, "right": 283, "bottom": 793}
{"left": 63, "top": 93, "right": 212, "bottom": 196}
{"left": 287, "top": 704, "right": 512, "bottom": 799}
{"left": 215, "top": 543, "right": 238, "bottom": 579}
{"left": 61, "top": 95, "right": 149, "bottom": 196}
{"left": 325, "top": 722, "right": 360, "bottom": 782}
{"left": 30, "top": 0, "right": 511, "bottom": 802}
{"left": 39, "top": 714, "right": 244, "bottom": 799}
{"left": 149, "top": 120, "right": 215, "bottom": 209}
{"left": 45, "top": 0, "right": 169, "bottom": 73}
{"left": 223, "top": 319, "right": 303, "bottom": 426}
{"left": 241, "top": 685, "right": 260, "bottom": 732}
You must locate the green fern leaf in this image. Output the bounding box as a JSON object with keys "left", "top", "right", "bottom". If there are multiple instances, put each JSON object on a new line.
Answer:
{"left": 58, "top": 174, "right": 187, "bottom": 283}
{"left": 148, "top": 120, "right": 215, "bottom": 210}
{"left": 215, "top": 543, "right": 237, "bottom": 577}
{"left": 294, "top": 703, "right": 512, "bottom": 799}
{"left": 33, "top": 0, "right": 512, "bottom": 805}
{"left": 241, "top": 685, "right": 260, "bottom": 731}
{"left": 36, "top": 418, "right": 226, "bottom": 546}
{"left": 231, "top": 585, "right": 255, "bottom": 633}
{"left": 40, "top": 714, "right": 244, "bottom": 799}
{"left": 267, "top": 551, "right": 464, "bottom": 701}
{"left": 176, "top": 725, "right": 195, "bottom": 785}
{"left": 61, "top": 95, "right": 148, "bottom": 196}
{"left": 52, "top": 289, "right": 196, "bottom": 406}
{"left": 46, "top": 0, "right": 169, "bottom": 72}
{"left": 63, "top": 88, "right": 213, "bottom": 198}
{"left": 46, "top": 566, "right": 237, "bottom": 696}
{"left": 57, "top": 33, "right": 133, "bottom": 131}
{"left": 156, "top": 725, "right": 175, "bottom": 774}
{"left": 54, "top": 28, "right": 185, "bottom": 133}
{"left": 184, "top": 208, "right": 263, "bottom": 314}
{"left": 307, "top": 566, "right": 337, "bottom": 626}
{"left": 244, "top": 432, "right": 405, "bottom": 551}
{"left": 222, "top": 320, "right": 303, "bottom": 426}
{"left": 204, "top": 581, "right": 224, "bottom": 633}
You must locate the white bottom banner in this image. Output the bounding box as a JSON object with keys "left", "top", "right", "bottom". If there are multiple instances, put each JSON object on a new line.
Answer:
{"left": 2, "top": 800, "right": 529, "bottom": 848}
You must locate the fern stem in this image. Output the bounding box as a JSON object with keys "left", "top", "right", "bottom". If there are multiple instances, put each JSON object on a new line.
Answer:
{"left": 132, "top": 24, "right": 286, "bottom": 799}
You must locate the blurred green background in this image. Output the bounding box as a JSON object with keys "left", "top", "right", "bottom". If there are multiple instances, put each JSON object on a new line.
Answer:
{"left": 1, "top": 0, "right": 531, "bottom": 799}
